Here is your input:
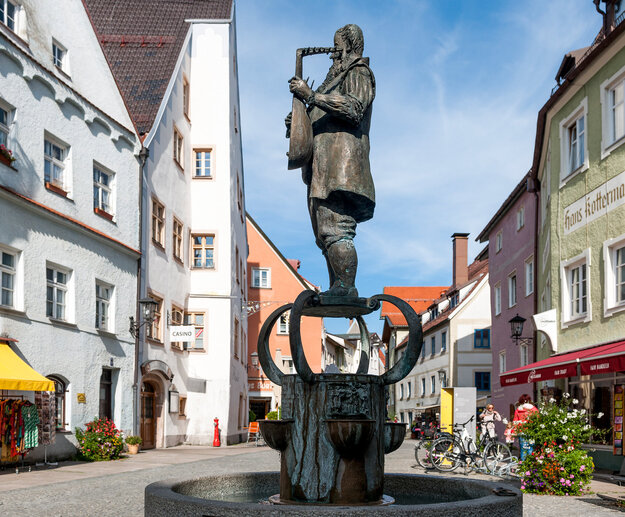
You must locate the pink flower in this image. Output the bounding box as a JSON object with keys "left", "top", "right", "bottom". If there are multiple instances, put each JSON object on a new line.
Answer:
{"left": 520, "top": 485, "right": 525, "bottom": 490}
{"left": 560, "top": 467, "right": 565, "bottom": 471}
{"left": 560, "top": 478, "right": 565, "bottom": 484}
{"left": 580, "top": 465, "right": 586, "bottom": 471}
{"left": 570, "top": 474, "right": 574, "bottom": 479}
{"left": 525, "top": 471, "right": 531, "bottom": 476}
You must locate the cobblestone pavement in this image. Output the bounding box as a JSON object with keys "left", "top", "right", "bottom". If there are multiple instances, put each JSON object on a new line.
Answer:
{"left": 0, "top": 439, "right": 624, "bottom": 516}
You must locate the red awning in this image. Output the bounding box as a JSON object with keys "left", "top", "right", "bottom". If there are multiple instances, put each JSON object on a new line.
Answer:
{"left": 500, "top": 339, "right": 625, "bottom": 386}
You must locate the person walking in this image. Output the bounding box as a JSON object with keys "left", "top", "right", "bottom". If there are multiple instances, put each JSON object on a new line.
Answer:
{"left": 479, "top": 404, "right": 502, "bottom": 440}
{"left": 513, "top": 394, "right": 538, "bottom": 460}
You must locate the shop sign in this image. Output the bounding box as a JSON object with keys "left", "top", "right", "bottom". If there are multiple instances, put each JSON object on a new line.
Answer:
{"left": 169, "top": 325, "right": 195, "bottom": 342}
{"left": 248, "top": 380, "right": 273, "bottom": 391}
{"left": 77, "top": 393, "right": 86, "bottom": 403}
{"left": 563, "top": 170, "right": 625, "bottom": 235}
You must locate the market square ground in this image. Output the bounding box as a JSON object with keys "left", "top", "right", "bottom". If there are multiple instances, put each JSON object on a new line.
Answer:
{"left": 0, "top": 440, "right": 624, "bottom": 516}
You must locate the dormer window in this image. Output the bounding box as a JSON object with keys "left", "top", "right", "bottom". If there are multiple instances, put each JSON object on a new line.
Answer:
{"left": 430, "top": 306, "right": 438, "bottom": 320}
{"left": 0, "top": 1, "right": 17, "bottom": 32}
{"left": 449, "top": 293, "right": 459, "bottom": 309}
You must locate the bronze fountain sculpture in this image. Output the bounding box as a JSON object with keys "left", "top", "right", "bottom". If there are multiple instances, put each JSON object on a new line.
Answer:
{"left": 257, "top": 23, "right": 422, "bottom": 506}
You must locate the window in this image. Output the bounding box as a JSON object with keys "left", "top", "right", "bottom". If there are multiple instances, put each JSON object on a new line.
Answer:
{"left": 151, "top": 199, "right": 165, "bottom": 247}
{"left": 449, "top": 293, "right": 459, "bottom": 309}
{"left": 194, "top": 149, "right": 212, "bottom": 178}
{"left": 0, "top": 105, "right": 8, "bottom": 147}
{"left": 559, "top": 98, "right": 588, "bottom": 182}
{"left": 516, "top": 206, "right": 525, "bottom": 230}
{"left": 430, "top": 306, "right": 438, "bottom": 320}
{"left": 173, "top": 218, "right": 183, "bottom": 262}
{"left": 474, "top": 328, "right": 490, "bottom": 349}
{"left": 251, "top": 267, "right": 270, "bottom": 288}
{"left": 407, "top": 381, "right": 412, "bottom": 399}
{"left": 179, "top": 396, "right": 187, "bottom": 417}
{"left": 234, "top": 318, "right": 240, "bottom": 358}
{"left": 99, "top": 369, "right": 112, "bottom": 420}
{"left": 603, "top": 235, "right": 625, "bottom": 316}
{"left": 475, "top": 372, "right": 490, "bottom": 391}
{"left": 494, "top": 283, "right": 501, "bottom": 315}
{"left": 600, "top": 67, "right": 625, "bottom": 157}
{"left": 430, "top": 336, "right": 436, "bottom": 356}
{"left": 525, "top": 258, "right": 534, "bottom": 296}
{"left": 184, "top": 312, "right": 204, "bottom": 350}
{"left": 420, "top": 377, "right": 426, "bottom": 396}
{"left": 560, "top": 249, "right": 590, "bottom": 325}
{"left": 46, "top": 266, "right": 68, "bottom": 320}
{"left": 399, "top": 383, "right": 404, "bottom": 400}
{"left": 93, "top": 164, "right": 113, "bottom": 216}
{"left": 170, "top": 305, "right": 184, "bottom": 349}
{"left": 48, "top": 376, "right": 67, "bottom": 430}
{"left": 520, "top": 344, "right": 529, "bottom": 367}
{"left": 420, "top": 340, "right": 425, "bottom": 359}
{"left": 430, "top": 375, "right": 436, "bottom": 394}
{"left": 495, "top": 231, "right": 502, "bottom": 253}
{"left": 146, "top": 294, "right": 162, "bottom": 341}
{"left": 278, "top": 311, "right": 289, "bottom": 335}
{"left": 173, "top": 126, "right": 183, "bottom": 168}
{"left": 508, "top": 273, "right": 517, "bottom": 307}
{"left": 1, "top": 1, "right": 16, "bottom": 31}
{"left": 441, "top": 331, "right": 447, "bottom": 352}
{"left": 52, "top": 39, "right": 68, "bottom": 74}
{"left": 95, "top": 281, "right": 112, "bottom": 331}
{"left": 44, "top": 137, "right": 67, "bottom": 192}
{"left": 1, "top": 248, "right": 16, "bottom": 307}
{"left": 609, "top": 80, "right": 625, "bottom": 144}
{"left": 192, "top": 235, "right": 215, "bottom": 269}
{"left": 499, "top": 352, "right": 506, "bottom": 374}
{"left": 182, "top": 76, "right": 189, "bottom": 118}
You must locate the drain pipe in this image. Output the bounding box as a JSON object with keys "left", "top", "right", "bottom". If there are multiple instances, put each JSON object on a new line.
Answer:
{"left": 133, "top": 145, "right": 149, "bottom": 435}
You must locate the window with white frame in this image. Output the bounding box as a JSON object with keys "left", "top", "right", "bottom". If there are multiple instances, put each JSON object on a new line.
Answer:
{"left": 561, "top": 249, "right": 591, "bottom": 325}
{"left": 600, "top": 65, "right": 625, "bottom": 157}
{"left": 525, "top": 257, "right": 534, "bottom": 296}
{"left": 559, "top": 98, "right": 588, "bottom": 182}
{"left": 494, "top": 283, "right": 501, "bottom": 315}
{"left": 52, "top": 39, "right": 68, "bottom": 73}
{"left": 520, "top": 343, "right": 529, "bottom": 367}
{"left": 603, "top": 234, "right": 625, "bottom": 316}
{"left": 516, "top": 206, "right": 525, "bottom": 230}
{"left": 609, "top": 79, "right": 624, "bottom": 145}
{"left": 0, "top": 0, "right": 17, "bottom": 31}
{"left": 93, "top": 164, "right": 113, "bottom": 215}
{"left": 278, "top": 311, "right": 290, "bottom": 335}
{"left": 0, "top": 105, "right": 9, "bottom": 147}
{"left": 194, "top": 149, "right": 212, "bottom": 178}
{"left": 441, "top": 331, "right": 447, "bottom": 352}
{"left": 430, "top": 375, "right": 436, "bottom": 394}
{"left": 495, "top": 231, "right": 502, "bottom": 253}
{"left": 95, "top": 281, "right": 112, "bottom": 331}
{"left": 0, "top": 248, "right": 16, "bottom": 307}
{"left": 173, "top": 126, "right": 183, "bottom": 168}
{"left": 420, "top": 377, "right": 425, "bottom": 396}
{"left": 44, "top": 136, "right": 68, "bottom": 191}
{"left": 508, "top": 273, "right": 517, "bottom": 307}
{"left": 251, "top": 267, "right": 270, "bottom": 288}
{"left": 46, "top": 266, "right": 69, "bottom": 320}
{"left": 499, "top": 351, "right": 506, "bottom": 374}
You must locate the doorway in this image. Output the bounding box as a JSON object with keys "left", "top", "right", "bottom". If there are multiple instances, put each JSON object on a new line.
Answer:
{"left": 140, "top": 382, "right": 157, "bottom": 449}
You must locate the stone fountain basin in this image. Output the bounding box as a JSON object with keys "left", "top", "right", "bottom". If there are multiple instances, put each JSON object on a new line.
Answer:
{"left": 145, "top": 472, "right": 522, "bottom": 516}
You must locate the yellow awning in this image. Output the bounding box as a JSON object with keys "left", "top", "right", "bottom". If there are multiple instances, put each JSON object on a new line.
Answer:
{"left": 0, "top": 344, "right": 54, "bottom": 391}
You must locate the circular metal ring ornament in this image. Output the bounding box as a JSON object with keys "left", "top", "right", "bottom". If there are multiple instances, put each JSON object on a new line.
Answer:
{"left": 256, "top": 303, "right": 293, "bottom": 386}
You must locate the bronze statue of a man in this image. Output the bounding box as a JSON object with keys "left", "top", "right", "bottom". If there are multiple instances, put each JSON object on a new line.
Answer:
{"left": 287, "top": 24, "right": 375, "bottom": 298}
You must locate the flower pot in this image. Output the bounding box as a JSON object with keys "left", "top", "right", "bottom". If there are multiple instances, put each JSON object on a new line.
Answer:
{"left": 128, "top": 443, "right": 140, "bottom": 455}
{"left": 0, "top": 153, "right": 13, "bottom": 167}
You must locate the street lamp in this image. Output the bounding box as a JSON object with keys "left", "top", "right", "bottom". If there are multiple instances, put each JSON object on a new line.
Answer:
{"left": 437, "top": 369, "right": 447, "bottom": 388}
{"left": 129, "top": 297, "right": 158, "bottom": 338}
{"left": 509, "top": 314, "right": 533, "bottom": 346}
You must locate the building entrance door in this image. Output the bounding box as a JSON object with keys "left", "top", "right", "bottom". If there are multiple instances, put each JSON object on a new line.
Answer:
{"left": 250, "top": 398, "right": 271, "bottom": 420}
{"left": 140, "top": 382, "right": 157, "bottom": 449}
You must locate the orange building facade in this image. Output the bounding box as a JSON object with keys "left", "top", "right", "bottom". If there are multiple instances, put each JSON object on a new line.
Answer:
{"left": 246, "top": 215, "right": 324, "bottom": 419}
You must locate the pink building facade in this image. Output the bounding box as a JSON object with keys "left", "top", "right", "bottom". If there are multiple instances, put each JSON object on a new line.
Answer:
{"left": 477, "top": 173, "right": 537, "bottom": 436}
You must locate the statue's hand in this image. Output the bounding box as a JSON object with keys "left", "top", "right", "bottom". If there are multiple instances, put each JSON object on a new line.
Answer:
{"left": 289, "top": 76, "right": 313, "bottom": 102}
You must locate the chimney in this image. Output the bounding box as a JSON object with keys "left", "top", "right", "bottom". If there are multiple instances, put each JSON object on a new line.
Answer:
{"left": 451, "top": 233, "right": 469, "bottom": 288}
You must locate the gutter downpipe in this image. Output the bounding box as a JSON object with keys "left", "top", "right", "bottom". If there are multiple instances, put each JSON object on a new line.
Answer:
{"left": 133, "top": 145, "right": 149, "bottom": 435}
{"left": 531, "top": 174, "right": 540, "bottom": 404}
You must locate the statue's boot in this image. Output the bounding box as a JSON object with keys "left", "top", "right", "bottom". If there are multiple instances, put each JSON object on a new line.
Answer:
{"left": 324, "top": 239, "right": 358, "bottom": 298}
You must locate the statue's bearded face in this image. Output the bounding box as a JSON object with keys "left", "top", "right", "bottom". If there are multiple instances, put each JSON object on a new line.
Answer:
{"left": 332, "top": 33, "right": 348, "bottom": 70}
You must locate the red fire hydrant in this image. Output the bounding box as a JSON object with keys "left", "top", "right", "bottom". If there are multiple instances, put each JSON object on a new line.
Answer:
{"left": 213, "top": 417, "right": 221, "bottom": 447}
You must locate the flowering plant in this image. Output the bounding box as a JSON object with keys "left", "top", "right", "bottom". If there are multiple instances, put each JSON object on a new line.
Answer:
{"left": 0, "top": 144, "right": 15, "bottom": 163}
{"left": 75, "top": 418, "right": 124, "bottom": 461}
{"left": 518, "top": 394, "right": 596, "bottom": 495}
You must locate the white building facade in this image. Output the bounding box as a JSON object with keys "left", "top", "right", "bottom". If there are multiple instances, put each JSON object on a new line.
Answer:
{"left": 0, "top": 0, "right": 140, "bottom": 459}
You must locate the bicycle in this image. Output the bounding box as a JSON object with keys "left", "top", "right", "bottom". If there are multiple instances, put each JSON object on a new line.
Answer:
{"left": 414, "top": 428, "right": 452, "bottom": 469}
{"left": 430, "top": 416, "right": 512, "bottom": 475}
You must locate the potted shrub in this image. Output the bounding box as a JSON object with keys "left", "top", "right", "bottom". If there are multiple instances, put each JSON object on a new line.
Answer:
{"left": 74, "top": 418, "right": 124, "bottom": 461}
{"left": 125, "top": 435, "right": 142, "bottom": 454}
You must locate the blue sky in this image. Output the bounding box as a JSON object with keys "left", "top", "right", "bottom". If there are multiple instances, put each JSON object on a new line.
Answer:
{"left": 236, "top": 0, "right": 600, "bottom": 334}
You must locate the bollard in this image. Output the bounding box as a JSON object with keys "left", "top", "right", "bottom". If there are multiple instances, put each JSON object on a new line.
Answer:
{"left": 213, "top": 417, "right": 221, "bottom": 447}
